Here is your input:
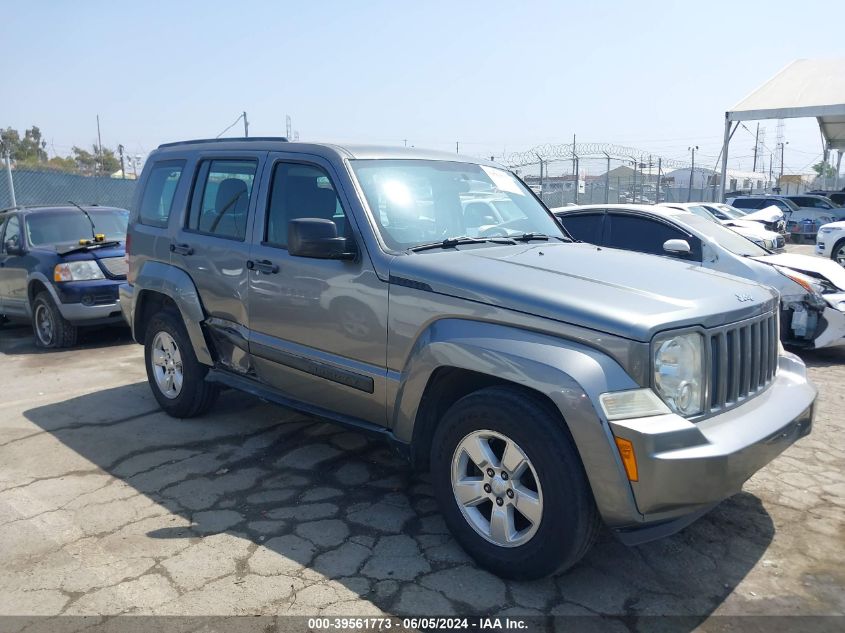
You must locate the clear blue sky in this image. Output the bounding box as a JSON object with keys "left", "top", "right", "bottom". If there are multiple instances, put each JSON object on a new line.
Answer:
{"left": 2, "top": 0, "right": 843, "bottom": 175}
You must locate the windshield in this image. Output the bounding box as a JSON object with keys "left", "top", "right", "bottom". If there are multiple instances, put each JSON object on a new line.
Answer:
{"left": 685, "top": 205, "right": 718, "bottom": 221}
{"left": 25, "top": 209, "right": 128, "bottom": 247}
{"left": 677, "top": 213, "right": 769, "bottom": 257}
{"left": 709, "top": 204, "right": 746, "bottom": 219}
{"left": 349, "top": 160, "right": 565, "bottom": 250}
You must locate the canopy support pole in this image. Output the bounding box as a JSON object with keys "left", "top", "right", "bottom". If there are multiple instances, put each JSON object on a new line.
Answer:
{"left": 719, "top": 114, "right": 731, "bottom": 202}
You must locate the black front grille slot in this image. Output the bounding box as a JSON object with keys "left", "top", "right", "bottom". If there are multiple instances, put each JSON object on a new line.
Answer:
{"left": 706, "top": 312, "right": 778, "bottom": 414}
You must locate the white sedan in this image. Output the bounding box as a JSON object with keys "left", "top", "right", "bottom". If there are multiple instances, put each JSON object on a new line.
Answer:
{"left": 816, "top": 221, "right": 845, "bottom": 266}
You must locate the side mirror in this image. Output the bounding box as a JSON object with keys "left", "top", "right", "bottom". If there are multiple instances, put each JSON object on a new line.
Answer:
{"left": 4, "top": 238, "right": 24, "bottom": 256}
{"left": 288, "top": 218, "right": 356, "bottom": 260}
{"left": 663, "top": 239, "right": 691, "bottom": 256}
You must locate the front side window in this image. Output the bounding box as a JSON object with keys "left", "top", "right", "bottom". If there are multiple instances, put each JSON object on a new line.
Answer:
{"left": 2, "top": 216, "right": 20, "bottom": 252}
{"left": 139, "top": 160, "right": 185, "bottom": 227}
{"left": 188, "top": 159, "right": 257, "bottom": 240}
{"left": 606, "top": 214, "right": 699, "bottom": 258}
{"left": 265, "top": 162, "right": 347, "bottom": 248}
{"left": 26, "top": 209, "right": 128, "bottom": 247}
{"left": 349, "top": 160, "right": 564, "bottom": 250}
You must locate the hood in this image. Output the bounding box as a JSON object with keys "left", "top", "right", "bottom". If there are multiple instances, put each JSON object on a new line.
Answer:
{"left": 389, "top": 242, "right": 778, "bottom": 342}
{"left": 723, "top": 219, "right": 776, "bottom": 236}
{"left": 752, "top": 252, "right": 845, "bottom": 292}
{"left": 821, "top": 220, "right": 845, "bottom": 231}
{"left": 742, "top": 205, "right": 783, "bottom": 223}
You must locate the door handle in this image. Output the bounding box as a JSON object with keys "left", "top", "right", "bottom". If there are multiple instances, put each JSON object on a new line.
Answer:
{"left": 247, "top": 259, "right": 279, "bottom": 274}
{"left": 170, "top": 243, "right": 194, "bottom": 256}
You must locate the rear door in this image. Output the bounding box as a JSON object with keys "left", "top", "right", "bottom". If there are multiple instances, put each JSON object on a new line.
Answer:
{"left": 170, "top": 153, "right": 264, "bottom": 362}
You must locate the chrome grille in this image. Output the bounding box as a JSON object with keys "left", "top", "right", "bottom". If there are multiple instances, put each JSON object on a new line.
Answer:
{"left": 707, "top": 312, "right": 778, "bottom": 413}
{"left": 98, "top": 256, "right": 128, "bottom": 278}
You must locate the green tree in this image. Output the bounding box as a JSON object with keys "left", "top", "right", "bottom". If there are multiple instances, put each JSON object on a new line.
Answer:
{"left": 72, "top": 144, "right": 120, "bottom": 175}
{"left": 812, "top": 160, "right": 836, "bottom": 179}
{"left": 0, "top": 126, "right": 48, "bottom": 163}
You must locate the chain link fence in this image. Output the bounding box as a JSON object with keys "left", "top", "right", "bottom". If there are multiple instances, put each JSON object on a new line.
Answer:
{"left": 1, "top": 169, "right": 137, "bottom": 210}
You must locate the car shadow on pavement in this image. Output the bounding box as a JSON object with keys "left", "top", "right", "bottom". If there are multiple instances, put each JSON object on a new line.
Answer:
{"left": 0, "top": 322, "right": 132, "bottom": 355}
{"left": 22, "top": 383, "right": 774, "bottom": 625}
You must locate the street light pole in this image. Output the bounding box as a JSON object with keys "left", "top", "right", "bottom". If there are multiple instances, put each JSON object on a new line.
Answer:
{"left": 687, "top": 145, "right": 698, "bottom": 202}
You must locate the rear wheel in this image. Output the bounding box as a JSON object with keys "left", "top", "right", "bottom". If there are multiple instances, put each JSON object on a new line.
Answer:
{"left": 831, "top": 239, "right": 845, "bottom": 267}
{"left": 144, "top": 310, "right": 219, "bottom": 418}
{"left": 32, "top": 291, "right": 77, "bottom": 348}
{"left": 430, "top": 386, "right": 600, "bottom": 580}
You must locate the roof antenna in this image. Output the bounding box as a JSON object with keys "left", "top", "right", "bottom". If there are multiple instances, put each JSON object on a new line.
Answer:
{"left": 67, "top": 200, "right": 102, "bottom": 243}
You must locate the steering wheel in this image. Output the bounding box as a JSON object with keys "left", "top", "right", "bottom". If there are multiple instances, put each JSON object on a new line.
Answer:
{"left": 477, "top": 226, "right": 510, "bottom": 238}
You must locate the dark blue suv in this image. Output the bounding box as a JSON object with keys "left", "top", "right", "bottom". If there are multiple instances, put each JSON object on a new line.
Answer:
{"left": 0, "top": 205, "right": 129, "bottom": 347}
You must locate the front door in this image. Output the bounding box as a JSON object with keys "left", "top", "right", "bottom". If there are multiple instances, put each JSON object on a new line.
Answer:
{"left": 247, "top": 154, "right": 388, "bottom": 425}
{"left": 0, "top": 215, "right": 29, "bottom": 317}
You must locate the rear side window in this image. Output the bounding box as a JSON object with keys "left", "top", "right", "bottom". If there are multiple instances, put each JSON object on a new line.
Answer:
{"left": 2, "top": 216, "right": 21, "bottom": 253}
{"left": 558, "top": 212, "right": 603, "bottom": 244}
{"left": 138, "top": 160, "right": 185, "bottom": 227}
{"left": 187, "top": 160, "right": 257, "bottom": 240}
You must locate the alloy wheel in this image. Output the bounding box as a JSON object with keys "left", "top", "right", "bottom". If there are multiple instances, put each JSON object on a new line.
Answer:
{"left": 451, "top": 429, "right": 543, "bottom": 548}
{"left": 35, "top": 304, "right": 54, "bottom": 346}
{"left": 151, "top": 331, "right": 184, "bottom": 399}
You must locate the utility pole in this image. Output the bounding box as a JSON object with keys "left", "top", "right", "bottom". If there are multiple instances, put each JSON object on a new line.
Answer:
{"left": 96, "top": 114, "right": 103, "bottom": 176}
{"left": 574, "top": 154, "right": 580, "bottom": 204}
{"left": 631, "top": 158, "right": 637, "bottom": 203}
{"left": 571, "top": 133, "right": 576, "bottom": 177}
{"left": 687, "top": 145, "right": 698, "bottom": 202}
{"left": 603, "top": 152, "right": 611, "bottom": 203}
{"left": 3, "top": 144, "right": 16, "bottom": 208}
{"left": 243, "top": 112, "right": 249, "bottom": 137}
{"left": 752, "top": 123, "right": 760, "bottom": 172}
{"left": 536, "top": 153, "right": 545, "bottom": 200}
{"left": 656, "top": 157, "right": 662, "bottom": 203}
{"left": 456, "top": 141, "right": 459, "bottom": 154}
{"left": 779, "top": 141, "right": 788, "bottom": 180}
{"left": 118, "top": 144, "right": 126, "bottom": 179}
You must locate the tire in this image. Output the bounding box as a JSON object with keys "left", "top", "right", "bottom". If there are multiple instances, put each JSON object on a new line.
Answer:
{"left": 831, "top": 238, "right": 845, "bottom": 268}
{"left": 144, "top": 310, "right": 219, "bottom": 418}
{"left": 430, "top": 386, "right": 600, "bottom": 580}
{"left": 32, "top": 291, "right": 78, "bottom": 348}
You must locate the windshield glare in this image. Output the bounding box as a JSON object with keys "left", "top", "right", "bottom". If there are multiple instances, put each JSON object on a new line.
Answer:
{"left": 26, "top": 209, "right": 128, "bottom": 247}
{"left": 349, "top": 159, "right": 564, "bottom": 250}
{"left": 677, "top": 213, "right": 769, "bottom": 257}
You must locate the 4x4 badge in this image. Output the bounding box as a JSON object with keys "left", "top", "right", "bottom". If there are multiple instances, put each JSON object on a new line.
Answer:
{"left": 735, "top": 293, "right": 754, "bottom": 302}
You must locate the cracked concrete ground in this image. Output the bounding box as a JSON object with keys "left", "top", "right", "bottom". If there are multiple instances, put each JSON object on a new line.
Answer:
{"left": 0, "top": 274, "right": 843, "bottom": 625}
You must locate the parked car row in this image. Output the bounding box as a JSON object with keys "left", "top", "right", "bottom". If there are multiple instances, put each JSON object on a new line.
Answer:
{"left": 727, "top": 193, "right": 845, "bottom": 243}
{"left": 0, "top": 140, "right": 825, "bottom": 581}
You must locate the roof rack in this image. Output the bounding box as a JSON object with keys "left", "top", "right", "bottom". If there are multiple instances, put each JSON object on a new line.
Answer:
{"left": 158, "top": 137, "right": 289, "bottom": 149}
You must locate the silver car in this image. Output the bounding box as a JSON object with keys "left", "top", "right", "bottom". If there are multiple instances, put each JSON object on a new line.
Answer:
{"left": 121, "top": 140, "right": 816, "bottom": 579}
{"left": 556, "top": 204, "right": 845, "bottom": 349}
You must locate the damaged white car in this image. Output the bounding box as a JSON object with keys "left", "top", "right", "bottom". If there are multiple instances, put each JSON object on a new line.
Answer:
{"left": 662, "top": 203, "right": 785, "bottom": 252}
{"left": 555, "top": 204, "right": 845, "bottom": 349}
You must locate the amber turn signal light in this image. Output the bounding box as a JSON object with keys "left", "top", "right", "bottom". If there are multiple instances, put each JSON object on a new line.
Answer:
{"left": 614, "top": 437, "right": 638, "bottom": 482}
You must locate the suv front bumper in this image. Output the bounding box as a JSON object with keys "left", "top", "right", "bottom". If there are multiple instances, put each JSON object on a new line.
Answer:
{"left": 608, "top": 352, "right": 815, "bottom": 543}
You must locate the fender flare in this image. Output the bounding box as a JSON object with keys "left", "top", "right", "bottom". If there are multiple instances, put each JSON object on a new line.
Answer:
{"left": 132, "top": 261, "right": 213, "bottom": 365}
{"left": 26, "top": 272, "right": 62, "bottom": 318}
{"left": 392, "top": 318, "right": 643, "bottom": 526}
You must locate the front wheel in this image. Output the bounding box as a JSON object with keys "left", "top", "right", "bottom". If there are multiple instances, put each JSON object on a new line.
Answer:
{"left": 430, "top": 386, "right": 600, "bottom": 580}
{"left": 32, "top": 291, "right": 77, "bottom": 348}
{"left": 831, "top": 238, "right": 845, "bottom": 267}
{"left": 144, "top": 310, "right": 219, "bottom": 418}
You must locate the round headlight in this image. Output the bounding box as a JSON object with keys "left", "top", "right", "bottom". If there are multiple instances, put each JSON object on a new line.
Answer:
{"left": 653, "top": 333, "right": 704, "bottom": 416}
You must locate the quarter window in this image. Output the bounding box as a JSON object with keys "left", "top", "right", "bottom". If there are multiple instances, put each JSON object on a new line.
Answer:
{"left": 264, "top": 162, "right": 348, "bottom": 248}
{"left": 138, "top": 160, "right": 185, "bottom": 227}
{"left": 188, "top": 160, "right": 257, "bottom": 240}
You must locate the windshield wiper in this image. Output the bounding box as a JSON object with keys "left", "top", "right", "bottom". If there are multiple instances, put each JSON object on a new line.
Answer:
{"left": 513, "top": 232, "right": 569, "bottom": 243}
{"left": 58, "top": 240, "right": 121, "bottom": 256}
{"left": 409, "top": 236, "right": 516, "bottom": 252}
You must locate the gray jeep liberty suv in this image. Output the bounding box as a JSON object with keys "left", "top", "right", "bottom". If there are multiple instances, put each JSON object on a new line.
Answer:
{"left": 121, "top": 138, "right": 816, "bottom": 579}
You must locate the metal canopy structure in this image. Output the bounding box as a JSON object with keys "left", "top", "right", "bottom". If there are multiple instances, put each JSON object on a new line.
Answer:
{"left": 720, "top": 58, "right": 845, "bottom": 199}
